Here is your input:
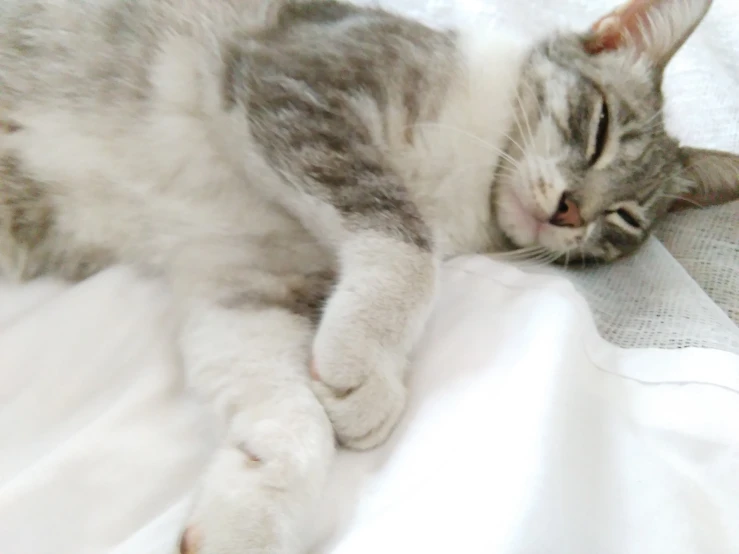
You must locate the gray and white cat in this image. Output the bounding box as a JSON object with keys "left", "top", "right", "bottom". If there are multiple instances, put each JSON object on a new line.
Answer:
{"left": 0, "top": 0, "right": 737, "bottom": 552}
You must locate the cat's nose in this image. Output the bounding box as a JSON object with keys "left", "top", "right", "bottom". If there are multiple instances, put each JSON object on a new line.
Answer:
{"left": 549, "top": 193, "right": 584, "bottom": 227}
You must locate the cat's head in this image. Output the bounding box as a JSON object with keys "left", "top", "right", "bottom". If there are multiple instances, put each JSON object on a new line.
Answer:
{"left": 493, "top": 0, "right": 739, "bottom": 263}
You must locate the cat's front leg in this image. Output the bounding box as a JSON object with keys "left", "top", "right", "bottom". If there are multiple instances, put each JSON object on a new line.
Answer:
{"left": 246, "top": 111, "right": 438, "bottom": 451}
{"left": 310, "top": 230, "right": 437, "bottom": 450}
{"left": 244, "top": 86, "right": 438, "bottom": 450}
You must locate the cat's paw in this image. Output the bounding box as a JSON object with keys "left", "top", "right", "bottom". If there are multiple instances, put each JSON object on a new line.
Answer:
{"left": 309, "top": 342, "right": 407, "bottom": 451}
{"left": 178, "top": 446, "right": 295, "bottom": 554}
{"left": 178, "top": 415, "right": 325, "bottom": 554}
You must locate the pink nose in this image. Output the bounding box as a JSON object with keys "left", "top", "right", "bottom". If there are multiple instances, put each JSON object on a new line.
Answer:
{"left": 549, "top": 193, "right": 584, "bottom": 227}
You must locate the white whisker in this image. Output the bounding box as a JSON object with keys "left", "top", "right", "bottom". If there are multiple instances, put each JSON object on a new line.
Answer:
{"left": 520, "top": 79, "right": 548, "bottom": 155}
{"left": 657, "top": 192, "right": 705, "bottom": 209}
{"left": 411, "top": 122, "right": 519, "bottom": 166}
{"left": 515, "top": 88, "right": 537, "bottom": 156}
{"left": 499, "top": 132, "right": 526, "bottom": 158}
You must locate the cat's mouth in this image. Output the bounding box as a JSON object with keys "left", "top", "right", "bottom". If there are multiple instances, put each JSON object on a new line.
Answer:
{"left": 497, "top": 185, "right": 551, "bottom": 248}
{"left": 496, "top": 182, "right": 594, "bottom": 261}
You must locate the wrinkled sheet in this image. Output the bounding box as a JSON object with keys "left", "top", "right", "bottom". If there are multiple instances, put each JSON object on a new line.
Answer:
{"left": 1, "top": 0, "right": 738, "bottom": 553}
{"left": 2, "top": 259, "right": 738, "bottom": 554}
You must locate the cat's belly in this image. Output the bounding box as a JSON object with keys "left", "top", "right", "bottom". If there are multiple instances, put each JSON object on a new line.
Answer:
{"left": 0, "top": 102, "right": 331, "bottom": 281}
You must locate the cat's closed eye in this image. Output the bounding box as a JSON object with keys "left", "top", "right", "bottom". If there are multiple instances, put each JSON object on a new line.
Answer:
{"left": 615, "top": 208, "right": 640, "bottom": 228}
{"left": 606, "top": 207, "right": 641, "bottom": 229}
{"left": 589, "top": 95, "right": 610, "bottom": 166}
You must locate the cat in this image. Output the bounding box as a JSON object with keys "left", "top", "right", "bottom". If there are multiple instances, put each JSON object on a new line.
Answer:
{"left": 0, "top": 0, "right": 737, "bottom": 552}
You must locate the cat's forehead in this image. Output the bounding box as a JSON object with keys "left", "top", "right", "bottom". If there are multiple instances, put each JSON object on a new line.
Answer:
{"left": 529, "top": 33, "right": 662, "bottom": 116}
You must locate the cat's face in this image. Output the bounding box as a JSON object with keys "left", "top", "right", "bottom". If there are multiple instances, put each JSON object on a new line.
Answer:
{"left": 491, "top": 0, "right": 739, "bottom": 264}
{"left": 494, "top": 34, "right": 679, "bottom": 263}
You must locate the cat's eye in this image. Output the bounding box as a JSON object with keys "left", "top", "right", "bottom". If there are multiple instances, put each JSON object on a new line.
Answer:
{"left": 589, "top": 96, "right": 610, "bottom": 166}
{"left": 616, "top": 208, "right": 640, "bottom": 228}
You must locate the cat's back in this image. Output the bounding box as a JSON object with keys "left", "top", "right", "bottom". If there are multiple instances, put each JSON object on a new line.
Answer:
{"left": 0, "top": 0, "right": 161, "bottom": 109}
{"left": 0, "top": 0, "right": 270, "bottom": 110}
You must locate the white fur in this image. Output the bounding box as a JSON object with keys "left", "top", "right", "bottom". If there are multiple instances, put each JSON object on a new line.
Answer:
{"left": 400, "top": 29, "right": 530, "bottom": 255}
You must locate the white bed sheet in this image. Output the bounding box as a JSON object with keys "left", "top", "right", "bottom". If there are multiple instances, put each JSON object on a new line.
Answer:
{"left": 1, "top": 0, "right": 739, "bottom": 553}
{"left": 2, "top": 259, "right": 739, "bottom": 554}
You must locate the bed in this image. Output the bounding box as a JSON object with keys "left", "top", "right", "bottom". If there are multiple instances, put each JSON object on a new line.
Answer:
{"left": 1, "top": 1, "right": 738, "bottom": 553}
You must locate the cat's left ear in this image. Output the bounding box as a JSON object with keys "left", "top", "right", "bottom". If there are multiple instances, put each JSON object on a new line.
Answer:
{"left": 583, "top": 0, "right": 712, "bottom": 70}
{"left": 669, "top": 147, "right": 739, "bottom": 211}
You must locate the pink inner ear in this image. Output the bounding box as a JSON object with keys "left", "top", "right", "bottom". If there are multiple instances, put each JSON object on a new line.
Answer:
{"left": 585, "top": 0, "right": 661, "bottom": 54}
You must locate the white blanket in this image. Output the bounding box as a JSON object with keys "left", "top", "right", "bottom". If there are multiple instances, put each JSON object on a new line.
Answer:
{"left": 1, "top": 1, "right": 738, "bottom": 553}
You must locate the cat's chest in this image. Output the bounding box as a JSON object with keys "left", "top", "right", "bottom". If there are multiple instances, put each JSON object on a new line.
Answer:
{"left": 388, "top": 124, "right": 509, "bottom": 258}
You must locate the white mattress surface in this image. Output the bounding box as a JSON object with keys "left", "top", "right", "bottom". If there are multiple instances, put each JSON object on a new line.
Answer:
{"left": 1, "top": 1, "right": 738, "bottom": 553}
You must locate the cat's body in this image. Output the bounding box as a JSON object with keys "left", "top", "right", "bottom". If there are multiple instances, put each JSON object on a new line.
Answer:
{"left": 1, "top": 0, "right": 737, "bottom": 552}
{"left": 0, "top": 0, "right": 522, "bottom": 283}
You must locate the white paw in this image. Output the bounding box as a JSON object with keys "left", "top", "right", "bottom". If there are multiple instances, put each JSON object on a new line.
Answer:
{"left": 179, "top": 446, "right": 295, "bottom": 554}
{"left": 310, "top": 338, "right": 408, "bottom": 451}
{"left": 179, "top": 415, "right": 330, "bottom": 554}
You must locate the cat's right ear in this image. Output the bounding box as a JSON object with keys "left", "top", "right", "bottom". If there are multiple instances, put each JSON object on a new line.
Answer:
{"left": 582, "top": 0, "right": 712, "bottom": 70}
{"left": 669, "top": 147, "right": 739, "bottom": 212}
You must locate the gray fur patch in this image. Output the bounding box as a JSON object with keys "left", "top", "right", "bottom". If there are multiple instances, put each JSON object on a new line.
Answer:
{"left": 225, "top": 2, "right": 458, "bottom": 250}
{"left": 0, "top": 154, "right": 53, "bottom": 248}
{"left": 0, "top": 153, "right": 115, "bottom": 281}
{"left": 223, "top": 270, "right": 335, "bottom": 324}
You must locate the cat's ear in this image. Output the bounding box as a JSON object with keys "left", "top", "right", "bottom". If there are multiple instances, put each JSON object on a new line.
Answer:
{"left": 583, "top": 0, "right": 712, "bottom": 69}
{"left": 669, "top": 147, "right": 739, "bottom": 212}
